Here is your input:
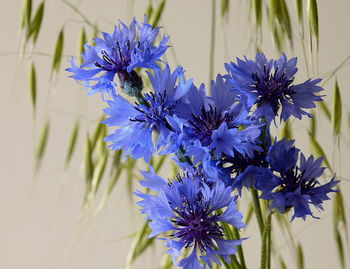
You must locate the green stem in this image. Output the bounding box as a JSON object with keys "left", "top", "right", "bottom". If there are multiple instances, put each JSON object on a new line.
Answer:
{"left": 251, "top": 189, "right": 264, "bottom": 236}
{"left": 260, "top": 212, "right": 272, "bottom": 269}
{"left": 267, "top": 212, "right": 272, "bottom": 269}
{"left": 233, "top": 228, "right": 247, "bottom": 269}
{"left": 209, "top": 0, "right": 216, "bottom": 84}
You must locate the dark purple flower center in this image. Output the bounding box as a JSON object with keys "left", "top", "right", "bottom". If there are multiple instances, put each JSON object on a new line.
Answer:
{"left": 95, "top": 40, "right": 140, "bottom": 72}
{"left": 130, "top": 90, "right": 175, "bottom": 131}
{"left": 170, "top": 196, "right": 223, "bottom": 252}
{"left": 252, "top": 65, "right": 295, "bottom": 115}
{"left": 189, "top": 105, "right": 236, "bottom": 146}
{"left": 280, "top": 167, "right": 317, "bottom": 194}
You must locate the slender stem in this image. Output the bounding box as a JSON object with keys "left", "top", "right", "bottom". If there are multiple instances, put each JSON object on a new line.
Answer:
{"left": 266, "top": 212, "right": 272, "bottom": 269}
{"left": 233, "top": 228, "right": 247, "bottom": 269}
{"left": 251, "top": 189, "right": 264, "bottom": 236}
{"left": 209, "top": 0, "right": 216, "bottom": 85}
{"left": 260, "top": 211, "right": 272, "bottom": 269}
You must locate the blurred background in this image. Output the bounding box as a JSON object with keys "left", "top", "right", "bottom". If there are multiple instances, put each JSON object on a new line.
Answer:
{"left": 1, "top": 0, "right": 350, "bottom": 268}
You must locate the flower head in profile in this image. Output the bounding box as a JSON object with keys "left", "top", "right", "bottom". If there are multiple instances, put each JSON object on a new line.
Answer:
{"left": 67, "top": 16, "right": 168, "bottom": 96}
{"left": 261, "top": 139, "right": 339, "bottom": 220}
{"left": 225, "top": 53, "right": 323, "bottom": 123}
{"left": 136, "top": 168, "right": 245, "bottom": 269}
{"left": 103, "top": 65, "right": 192, "bottom": 161}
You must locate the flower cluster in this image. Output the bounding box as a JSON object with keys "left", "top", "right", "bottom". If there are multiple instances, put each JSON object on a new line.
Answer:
{"left": 68, "top": 17, "right": 338, "bottom": 269}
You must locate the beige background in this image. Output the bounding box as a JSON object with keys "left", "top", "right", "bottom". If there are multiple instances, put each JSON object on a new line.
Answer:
{"left": 1, "top": 0, "right": 350, "bottom": 268}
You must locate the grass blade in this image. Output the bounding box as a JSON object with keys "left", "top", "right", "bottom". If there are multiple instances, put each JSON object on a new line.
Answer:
{"left": 309, "top": 133, "right": 332, "bottom": 171}
{"left": 126, "top": 222, "right": 155, "bottom": 268}
{"left": 280, "top": 119, "right": 292, "bottom": 140}
{"left": 28, "top": 62, "right": 36, "bottom": 114}
{"left": 319, "top": 102, "right": 331, "bottom": 120}
{"left": 309, "top": 112, "right": 316, "bottom": 137}
{"left": 151, "top": 0, "right": 166, "bottom": 27}
{"left": 91, "top": 151, "right": 108, "bottom": 194}
{"left": 307, "top": 0, "right": 319, "bottom": 48}
{"left": 27, "top": 1, "right": 45, "bottom": 44}
{"left": 146, "top": 3, "right": 153, "bottom": 21}
{"left": 20, "top": 0, "right": 32, "bottom": 29}
{"left": 51, "top": 28, "right": 64, "bottom": 75}
{"left": 297, "top": 243, "right": 304, "bottom": 269}
{"left": 254, "top": 0, "right": 262, "bottom": 27}
{"left": 279, "top": 256, "right": 288, "bottom": 269}
{"left": 35, "top": 119, "right": 49, "bottom": 171}
{"left": 77, "top": 27, "right": 86, "bottom": 64}
{"left": 64, "top": 119, "right": 79, "bottom": 169}
{"left": 332, "top": 79, "right": 342, "bottom": 136}
{"left": 221, "top": 0, "right": 230, "bottom": 21}
{"left": 295, "top": 0, "right": 303, "bottom": 25}
{"left": 334, "top": 226, "right": 346, "bottom": 269}
{"left": 83, "top": 135, "right": 94, "bottom": 185}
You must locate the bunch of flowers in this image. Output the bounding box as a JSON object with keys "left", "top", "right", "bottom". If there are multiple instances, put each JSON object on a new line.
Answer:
{"left": 68, "top": 17, "right": 338, "bottom": 269}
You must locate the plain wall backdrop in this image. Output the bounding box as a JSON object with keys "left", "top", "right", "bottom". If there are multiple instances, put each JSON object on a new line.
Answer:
{"left": 1, "top": 0, "right": 350, "bottom": 268}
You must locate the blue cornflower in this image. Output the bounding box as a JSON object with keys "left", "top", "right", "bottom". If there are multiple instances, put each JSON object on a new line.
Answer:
{"left": 221, "top": 150, "right": 279, "bottom": 194}
{"left": 135, "top": 168, "right": 245, "bottom": 269}
{"left": 67, "top": 16, "right": 168, "bottom": 96}
{"left": 173, "top": 75, "right": 261, "bottom": 164}
{"left": 225, "top": 53, "right": 323, "bottom": 122}
{"left": 261, "top": 139, "right": 339, "bottom": 220}
{"left": 103, "top": 65, "right": 192, "bottom": 161}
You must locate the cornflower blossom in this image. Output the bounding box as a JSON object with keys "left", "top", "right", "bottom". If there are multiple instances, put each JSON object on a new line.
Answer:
{"left": 136, "top": 168, "right": 245, "bottom": 269}
{"left": 225, "top": 53, "right": 324, "bottom": 123}
{"left": 102, "top": 65, "right": 192, "bottom": 161}
{"left": 171, "top": 75, "right": 262, "bottom": 168}
{"left": 261, "top": 139, "right": 339, "bottom": 220}
{"left": 67, "top": 16, "right": 168, "bottom": 96}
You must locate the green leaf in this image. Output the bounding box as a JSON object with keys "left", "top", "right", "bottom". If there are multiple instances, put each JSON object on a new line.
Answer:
{"left": 151, "top": 0, "right": 166, "bottom": 28}
{"left": 28, "top": 62, "right": 36, "bottom": 114}
{"left": 27, "top": 1, "right": 45, "bottom": 44}
{"left": 64, "top": 119, "right": 79, "bottom": 169}
{"left": 51, "top": 28, "right": 64, "bottom": 75}
{"left": 297, "top": 243, "right": 304, "bottom": 269}
{"left": 20, "top": 0, "right": 32, "bottom": 29}
{"left": 332, "top": 79, "right": 342, "bottom": 136}
{"left": 307, "top": 0, "right": 319, "bottom": 48}
{"left": 77, "top": 27, "right": 86, "bottom": 64}
{"left": 35, "top": 119, "right": 49, "bottom": 170}
{"left": 309, "top": 133, "right": 332, "bottom": 171}
{"left": 221, "top": 0, "right": 230, "bottom": 21}
{"left": 295, "top": 0, "right": 303, "bottom": 25}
